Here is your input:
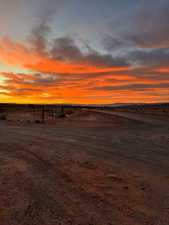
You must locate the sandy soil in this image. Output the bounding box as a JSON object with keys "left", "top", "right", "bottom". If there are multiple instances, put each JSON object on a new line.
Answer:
{"left": 0, "top": 111, "right": 169, "bottom": 225}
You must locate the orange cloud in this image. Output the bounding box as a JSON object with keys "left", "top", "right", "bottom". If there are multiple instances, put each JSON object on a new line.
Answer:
{"left": 0, "top": 37, "right": 169, "bottom": 104}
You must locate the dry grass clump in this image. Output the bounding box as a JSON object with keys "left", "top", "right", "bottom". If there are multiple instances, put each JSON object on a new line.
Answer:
{"left": 0, "top": 114, "right": 7, "bottom": 120}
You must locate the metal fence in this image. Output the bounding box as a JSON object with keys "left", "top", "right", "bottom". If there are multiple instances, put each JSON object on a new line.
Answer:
{"left": 0, "top": 104, "right": 77, "bottom": 123}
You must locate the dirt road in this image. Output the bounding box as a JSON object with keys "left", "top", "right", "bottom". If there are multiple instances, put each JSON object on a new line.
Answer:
{"left": 87, "top": 109, "right": 169, "bottom": 127}
{"left": 0, "top": 112, "right": 169, "bottom": 225}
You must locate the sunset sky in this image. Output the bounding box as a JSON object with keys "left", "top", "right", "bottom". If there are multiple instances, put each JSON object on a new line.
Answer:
{"left": 0, "top": 0, "right": 169, "bottom": 104}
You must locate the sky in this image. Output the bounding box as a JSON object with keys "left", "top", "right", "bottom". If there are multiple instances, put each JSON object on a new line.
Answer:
{"left": 0, "top": 0, "right": 169, "bottom": 104}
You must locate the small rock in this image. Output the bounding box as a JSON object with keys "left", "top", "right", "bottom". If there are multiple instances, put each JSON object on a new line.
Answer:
{"left": 107, "top": 174, "right": 123, "bottom": 182}
{"left": 123, "top": 186, "right": 129, "bottom": 190}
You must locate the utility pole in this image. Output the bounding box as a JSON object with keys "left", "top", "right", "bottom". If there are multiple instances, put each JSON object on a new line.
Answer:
{"left": 42, "top": 105, "right": 45, "bottom": 123}
{"left": 61, "top": 105, "right": 64, "bottom": 114}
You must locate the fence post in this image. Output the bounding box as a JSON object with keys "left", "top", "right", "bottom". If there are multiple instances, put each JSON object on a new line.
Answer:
{"left": 42, "top": 105, "right": 45, "bottom": 123}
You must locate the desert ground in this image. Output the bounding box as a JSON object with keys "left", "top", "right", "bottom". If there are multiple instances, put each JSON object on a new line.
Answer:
{"left": 106, "top": 104, "right": 169, "bottom": 116}
{"left": 0, "top": 110, "right": 169, "bottom": 225}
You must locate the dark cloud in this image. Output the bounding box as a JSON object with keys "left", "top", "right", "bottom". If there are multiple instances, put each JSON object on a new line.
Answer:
{"left": 29, "top": 23, "right": 51, "bottom": 56}
{"left": 82, "top": 52, "right": 129, "bottom": 68}
{"left": 30, "top": 74, "right": 60, "bottom": 87}
{"left": 27, "top": 0, "right": 72, "bottom": 56}
{"left": 27, "top": 0, "right": 73, "bottom": 53}
{"left": 125, "top": 4, "right": 169, "bottom": 48}
{"left": 50, "top": 36, "right": 129, "bottom": 68}
{"left": 127, "top": 48, "right": 169, "bottom": 68}
{"left": 116, "top": 67, "right": 169, "bottom": 78}
{"left": 102, "top": 35, "right": 131, "bottom": 52}
{"left": 105, "top": 2, "right": 169, "bottom": 50}
{"left": 91, "top": 83, "right": 169, "bottom": 91}
{"left": 50, "top": 37, "right": 83, "bottom": 61}
{"left": 17, "top": 88, "right": 43, "bottom": 92}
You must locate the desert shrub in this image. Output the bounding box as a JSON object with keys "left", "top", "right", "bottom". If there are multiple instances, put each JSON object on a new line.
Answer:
{"left": 35, "top": 120, "right": 41, "bottom": 123}
{"left": 0, "top": 114, "right": 7, "bottom": 120}
{"left": 58, "top": 113, "right": 66, "bottom": 118}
